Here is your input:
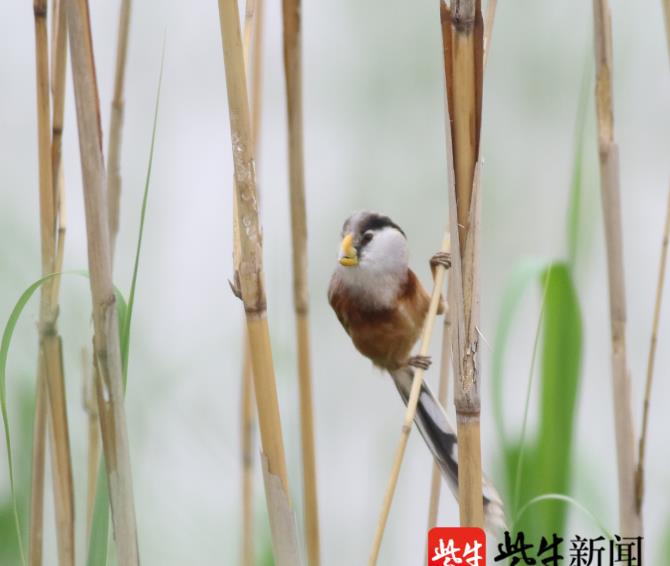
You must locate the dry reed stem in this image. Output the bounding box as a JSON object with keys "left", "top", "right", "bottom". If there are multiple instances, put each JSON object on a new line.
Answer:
{"left": 107, "top": 0, "right": 132, "bottom": 259}
{"left": 81, "top": 348, "right": 99, "bottom": 537}
{"left": 426, "top": 298, "right": 452, "bottom": 531}
{"left": 218, "top": 1, "right": 301, "bottom": 562}
{"left": 32, "top": 1, "right": 76, "bottom": 562}
{"left": 29, "top": 365, "right": 47, "bottom": 566}
{"left": 43, "top": 335, "right": 74, "bottom": 565}
{"left": 368, "top": 232, "right": 451, "bottom": 565}
{"left": 238, "top": 1, "right": 263, "bottom": 563}
{"left": 592, "top": 0, "right": 641, "bottom": 537}
{"left": 282, "top": 1, "right": 320, "bottom": 564}
{"left": 240, "top": 340, "right": 255, "bottom": 566}
{"left": 66, "top": 0, "right": 140, "bottom": 562}
{"left": 635, "top": 186, "right": 670, "bottom": 512}
{"left": 441, "top": 0, "right": 485, "bottom": 528}
{"left": 50, "top": 0, "right": 67, "bottom": 301}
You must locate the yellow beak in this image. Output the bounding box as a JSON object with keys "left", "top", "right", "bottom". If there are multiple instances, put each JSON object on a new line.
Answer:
{"left": 339, "top": 233, "right": 358, "bottom": 266}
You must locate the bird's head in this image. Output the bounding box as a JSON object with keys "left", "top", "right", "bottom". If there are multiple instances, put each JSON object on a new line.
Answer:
{"left": 337, "top": 211, "right": 409, "bottom": 276}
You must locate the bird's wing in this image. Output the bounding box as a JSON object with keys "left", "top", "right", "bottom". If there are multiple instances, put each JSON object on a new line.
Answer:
{"left": 389, "top": 366, "right": 507, "bottom": 536}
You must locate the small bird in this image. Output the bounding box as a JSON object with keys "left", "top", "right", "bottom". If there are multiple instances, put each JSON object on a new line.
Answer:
{"left": 328, "top": 210, "right": 505, "bottom": 533}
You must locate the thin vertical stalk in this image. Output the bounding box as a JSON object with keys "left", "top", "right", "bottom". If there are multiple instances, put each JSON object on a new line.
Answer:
{"left": 66, "top": 0, "right": 140, "bottom": 562}
{"left": 368, "top": 232, "right": 451, "bottom": 565}
{"left": 29, "top": 364, "right": 47, "bottom": 566}
{"left": 441, "top": 0, "right": 485, "bottom": 529}
{"left": 32, "top": 0, "right": 76, "bottom": 563}
{"left": 592, "top": 0, "right": 641, "bottom": 537}
{"left": 217, "top": 1, "right": 301, "bottom": 563}
{"left": 238, "top": 1, "right": 263, "bottom": 563}
{"left": 281, "top": 1, "right": 320, "bottom": 564}
{"left": 107, "top": 0, "right": 132, "bottom": 258}
{"left": 426, "top": 298, "right": 452, "bottom": 531}
{"left": 82, "top": 348, "right": 99, "bottom": 536}
{"left": 635, "top": 186, "right": 670, "bottom": 512}
{"left": 240, "top": 342, "right": 255, "bottom": 566}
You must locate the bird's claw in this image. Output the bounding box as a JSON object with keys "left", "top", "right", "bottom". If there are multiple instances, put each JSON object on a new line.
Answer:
{"left": 430, "top": 251, "right": 452, "bottom": 270}
{"left": 408, "top": 355, "right": 432, "bottom": 371}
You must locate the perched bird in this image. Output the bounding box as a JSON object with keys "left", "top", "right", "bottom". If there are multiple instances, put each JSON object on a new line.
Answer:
{"left": 328, "top": 210, "right": 506, "bottom": 533}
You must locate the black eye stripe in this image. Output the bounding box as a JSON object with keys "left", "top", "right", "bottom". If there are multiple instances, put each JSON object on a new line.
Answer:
{"left": 359, "top": 214, "right": 406, "bottom": 238}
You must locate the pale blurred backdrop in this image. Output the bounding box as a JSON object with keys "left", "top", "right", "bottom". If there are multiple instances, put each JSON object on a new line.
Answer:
{"left": 1, "top": 0, "right": 669, "bottom": 564}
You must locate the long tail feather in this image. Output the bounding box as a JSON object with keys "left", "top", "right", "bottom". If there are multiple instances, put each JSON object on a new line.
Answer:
{"left": 390, "top": 366, "right": 507, "bottom": 535}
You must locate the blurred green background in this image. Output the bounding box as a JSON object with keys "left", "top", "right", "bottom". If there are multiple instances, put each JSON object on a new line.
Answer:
{"left": 1, "top": 0, "right": 669, "bottom": 564}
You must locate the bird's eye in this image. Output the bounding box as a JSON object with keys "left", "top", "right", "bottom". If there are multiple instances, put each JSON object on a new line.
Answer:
{"left": 361, "top": 232, "right": 374, "bottom": 245}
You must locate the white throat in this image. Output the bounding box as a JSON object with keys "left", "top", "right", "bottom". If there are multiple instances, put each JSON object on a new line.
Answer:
{"left": 336, "top": 226, "right": 409, "bottom": 309}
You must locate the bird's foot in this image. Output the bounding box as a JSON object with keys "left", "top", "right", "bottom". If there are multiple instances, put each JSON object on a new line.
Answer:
{"left": 408, "top": 355, "right": 432, "bottom": 371}
{"left": 430, "top": 251, "right": 452, "bottom": 270}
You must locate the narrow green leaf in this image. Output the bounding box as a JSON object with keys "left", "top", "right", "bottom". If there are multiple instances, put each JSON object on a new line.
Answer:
{"left": 534, "top": 263, "right": 582, "bottom": 537}
{"left": 1, "top": 273, "right": 69, "bottom": 566}
{"left": 514, "top": 494, "right": 612, "bottom": 539}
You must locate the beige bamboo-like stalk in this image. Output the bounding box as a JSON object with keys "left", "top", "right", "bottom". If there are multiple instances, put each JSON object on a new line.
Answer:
{"left": 66, "top": 0, "right": 140, "bottom": 562}
{"left": 635, "top": 186, "right": 670, "bottom": 512}
{"left": 426, "top": 300, "right": 452, "bottom": 531}
{"left": 281, "top": 1, "right": 320, "bottom": 564}
{"left": 81, "top": 348, "right": 99, "bottom": 536}
{"left": 240, "top": 340, "right": 256, "bottom": 566}
{"left": 592, "top": 0, "right": 641, "bottom": 537}
{"left": 31, "top": 1, "right": 76, "bottom": 563}
{"left": 218, "top": 1, "right": 301, "bottom": 563}
{"left": 368, "top": 232, "right": 451, "bottom": 565}
{"left": 441, "top": 0, "right": 485, "bottom": 529}
{"left": 107, "top": 0, "right": 132, "bottom": 258}
{"left": 29, "top": 365, "right": 47, "bottom": 566}
{"left": 238, "top": 1, "right": 263, "bottom": 564}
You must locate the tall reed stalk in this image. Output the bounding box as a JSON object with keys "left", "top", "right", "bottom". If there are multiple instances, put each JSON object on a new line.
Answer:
{"left": 107, "top": 0, "right": 132, "bottom": 258}
{"left": 281, "top": 1, "right": 320, "bottom": 564}
{"left": 369, "top": 232, "right": 451, "bottom": 565}
{"left": 635, "top": 187, "right": 670, "bottom": 512}
{"left": 440, "top": 0, "right": 485, "bottom": 528}
{"left": 31, "top": 0, "right": 75, "bottom": 563}
{"left": 426, "top": 281, "right": 452, "bottom": 532}
{"left": 66, "top": 0, "right": 140, "bottom": 562}
{"left": 591, "top": 0, "right": 641, "bottom": 537}
{"left": 238, "top": 0, "right": 263, "bottom": 563}
{"left": 217, "top": 1, "right": 301, "bottom": 563}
